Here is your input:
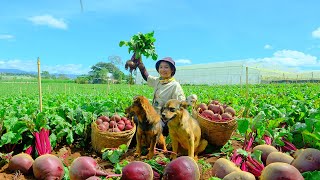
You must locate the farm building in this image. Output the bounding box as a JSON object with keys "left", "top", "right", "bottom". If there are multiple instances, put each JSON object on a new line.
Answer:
{"left": 135, "top": 60, "right": 320, "bottom": 85}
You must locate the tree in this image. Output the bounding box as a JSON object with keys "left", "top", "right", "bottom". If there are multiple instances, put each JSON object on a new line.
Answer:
{"left": 41, "top": 71, "right": 51, "bottom": 79}
{"left": 89, "top": 62, "right": 126, "bottom": 84}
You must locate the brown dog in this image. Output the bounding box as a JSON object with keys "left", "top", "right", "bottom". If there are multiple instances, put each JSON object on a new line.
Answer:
{"left": 125, "top": 96, "right": 167, "bottom": 159}
{"left": 161, "top": 99, "right": 208, "bottom": 159}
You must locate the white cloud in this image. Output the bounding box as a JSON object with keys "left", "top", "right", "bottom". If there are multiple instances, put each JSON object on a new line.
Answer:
{"left": 175, "top": 59, "right": 192, "bottom": 64}
{"left": 28, "top": 15, "right": 68, "bottom": 30}
{"left": 245, "top": 50, "right": 320, "bottom": 71}
{"left": 264, "top": 44, "right": 273, "bottom": 49}
{"left": 0, "top": 34, "right": 14, "bottom": 40}
{"left": 42, "top": 64, "right": 90, "bottom": 75}
{"left": 0, "top": 59, "right": 90, "bottom": 75}
{"left": 312, "top": 27, "right": 320, "bottom": 38}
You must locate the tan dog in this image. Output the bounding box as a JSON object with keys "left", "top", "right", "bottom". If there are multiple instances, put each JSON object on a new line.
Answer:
{"left": 161, "top": 99, "right": 208, "bottom": 159}
{"left": 125, "top": 96, "right": 167, "bottom": 159}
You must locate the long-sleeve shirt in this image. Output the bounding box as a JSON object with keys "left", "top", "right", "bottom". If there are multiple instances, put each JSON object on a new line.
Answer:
{"left": 147, "top": 75, "right": 186, "bottom": 114}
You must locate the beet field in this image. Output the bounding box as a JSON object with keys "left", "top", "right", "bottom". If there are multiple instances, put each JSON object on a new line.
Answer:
{"left": 0, "top": 82, "right": 319, "bottom": 180}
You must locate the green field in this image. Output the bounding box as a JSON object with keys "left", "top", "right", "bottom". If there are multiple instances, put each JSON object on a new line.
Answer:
{"left": 0, "top": 82, "right": 319, "bottom": 179}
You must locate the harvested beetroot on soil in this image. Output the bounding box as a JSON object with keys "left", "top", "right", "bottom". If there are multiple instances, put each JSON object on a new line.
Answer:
{"left": 121, "top": 161, "right": 153, "bottom": 180}
{"left": 33, "top": 154, "right": 64, "bottom": 180}
{"left": 260, "top": 162, "right": 303, "bottom": 180}
{"left": 8, "top": 153, "right": 34, "bottom": 174}
{"left": 69, "top": 156, "right": 108, "bottom": 180}
{"left": 291, "top": 148, "right": 320, "bottom": 172}
{"left": 163, "top": 156, "right": 200, "bottom": 180}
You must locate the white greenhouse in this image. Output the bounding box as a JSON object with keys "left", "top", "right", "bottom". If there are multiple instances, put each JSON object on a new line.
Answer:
{"left": 135, "top": 60, "right": 320, "bottom": 85}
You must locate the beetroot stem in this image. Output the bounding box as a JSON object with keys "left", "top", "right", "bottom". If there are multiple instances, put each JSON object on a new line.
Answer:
{"left": 45, "top": 129, "right": 51, "bottom": 154}
{"left": 40, "top": 128, "right": 46, "bottom": 154}
{"left": 34, "top": 132, "right": 42, "bottom": 155}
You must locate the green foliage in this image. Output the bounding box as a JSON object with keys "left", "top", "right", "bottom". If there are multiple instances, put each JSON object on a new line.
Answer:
{"left": 0, "top": 117, "right": 30, "bottom": 151}
{"left": 102, "top": 144, "right": 128, "bottom": 164}
{"left": 198, "top": 158, "right": 212, "bottom": 173}
{"left": 88, "top": 62, "right": 126, "bottom": 84}
{"left": 208, "top": 177, "right": 222, "bottom": 180}
{"left": 0, "top": 83, "right": 319, "bottom": 154}
{"left": 119, "top": 31, "right": 158, "bottom": 60}
{"left": 302, "top": 171, "right": 320, "bottom": 180}
{"left": 101, "top": 144, "right": 129, "bottom": 175}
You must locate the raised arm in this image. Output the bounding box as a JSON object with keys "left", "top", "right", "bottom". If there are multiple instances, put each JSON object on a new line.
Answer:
{"left": 137, "top": 62, "right": 149, "bottom": 81}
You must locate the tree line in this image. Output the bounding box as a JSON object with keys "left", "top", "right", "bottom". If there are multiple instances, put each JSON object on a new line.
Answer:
{"left": 75, "top": 62, "right": 133, "bottom": 84}
{"left": 0, "top": 62, "right": 136, "bottom": 84}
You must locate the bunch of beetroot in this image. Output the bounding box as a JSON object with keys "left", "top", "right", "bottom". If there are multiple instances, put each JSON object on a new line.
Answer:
{"left": 197, "top": 100, "right": 236, "bottom": 122}
{"left": 8, "top": 128, "right": 66, "bottom": 179}
{"left": 96, "top": 114, "right": 134, "bottom": 132}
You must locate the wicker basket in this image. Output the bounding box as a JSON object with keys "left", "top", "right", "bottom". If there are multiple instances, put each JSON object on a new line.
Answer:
{"left": 192, "top": 108, "right": 237, "bottom": 146}
{"left": 91, "top": 122, "right": 136, "bottom": 153}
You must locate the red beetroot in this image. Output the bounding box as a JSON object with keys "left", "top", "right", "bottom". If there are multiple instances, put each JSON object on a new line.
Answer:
{"left": 198, "top": 103, "right": 208, "bottom": 112}
{"left": 109, "top": 126, "right": 121, "bottom": 132}
{"left": 208, "top": 104, "right": 224, "bottom": 114}
{"left": 95, "top": 118, "right": 103, "bottom": 125}
{"left": 118, "top": 120, "right": 125, "bottom": 125}
{"left": 163, "top": 156, "right": 200, "bottom": 180}
{"left": 97, "top": 124, "right": 107, "bottom": 131}
{"left": 125, "top": 120, "right": 132, "bottom": 125}
{"left": 201, "top": 109, "right": 214, "bottom": 120}
{"left": 8, "top": 153, "right": 34, "bottom": 174}
{"left": 102, "top": 121, "right": 109, "bottom": 129}
{"left": 221, "top": 113, "right": 233, "bottom": 121}
{"left": 225, "top": 106, "right": 236, "bottom": 117}
{"left": 210, "top": 100, "right": 220, "bottom": 105}
{"left": 33, "top": 154, "right": 64, "bottom": 180}
{"left": 121, "top": 161, "right": 153, "bottom": 180}
{"left": 212, "top": 114, "right": 222, "bottom": 121}
{"left": 69, "top": 156, "right": 108, "bottom": 180}
{"left": 118, "top": 123, "right": 125, "bottom": 131}
{"left": 110, "top": 114, "right": 121, "bottom": 122}
{"left": 121, "top": 116, "right": 128, "bottom": 121}
{"left": 125, "top": 124, "right": 133, "bottom": 130}
{"left": 99, "top": 116, "right": 110, "bottom": 122}
{"left": 109, "top": 121, "right": 117, "bottom": 128}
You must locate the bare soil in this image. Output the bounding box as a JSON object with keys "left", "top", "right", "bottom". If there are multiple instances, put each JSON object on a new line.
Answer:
{"left": 0, "top": 137, "right": 243, "bottom": 180}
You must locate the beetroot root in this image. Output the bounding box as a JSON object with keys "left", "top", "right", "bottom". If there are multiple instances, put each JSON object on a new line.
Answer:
{"left": 121, "top": 161, "right": 153, "bottom": 180}
{"left": 33, "top": 154, "right": 64, "bottom": 180}
{"left": 291, "top": 148, "right": 320, "bottom": 172}
{"left": 163, "top": 156, "right": 200, "bottom": 180}
{"left": 69, "top": 156, "right": 108, "bottom": 180}
{"left": 8, "top": 153, "right": 34, "bottom": 174}
{"left": 260, "top": 162, "right": 303, "bottom": 180}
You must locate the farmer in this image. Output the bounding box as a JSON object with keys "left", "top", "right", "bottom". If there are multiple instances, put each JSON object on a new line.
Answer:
{"left": 134, "top": 57, "right": 186, "bottom": 135}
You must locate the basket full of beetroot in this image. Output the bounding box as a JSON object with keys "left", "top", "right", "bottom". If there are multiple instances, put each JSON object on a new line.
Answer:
{"left": 91, "top": 114, "right": 136, "bottom": 153}
{"left": 192, "top": 100, "right": 238, "bottom": 146}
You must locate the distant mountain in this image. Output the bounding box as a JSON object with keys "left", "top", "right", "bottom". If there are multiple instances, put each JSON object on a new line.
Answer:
{"left": 0, "top": 68, "right": 80, "bottom": 79}
{"left": 0, "top": 68, "right": 29, "bottom": 74}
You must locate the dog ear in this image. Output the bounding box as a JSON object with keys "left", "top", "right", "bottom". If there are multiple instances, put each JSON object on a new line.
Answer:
{"left": 180, "top": 100, "right": 189, "bottom": 109}
{"left": 133, "top": 95, "right": 140, "bottom": 102}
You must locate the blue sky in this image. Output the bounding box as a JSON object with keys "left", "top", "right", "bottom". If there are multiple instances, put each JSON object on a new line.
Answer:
{"left": 1, "top": 0, "right": 320, "bottom": 75}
